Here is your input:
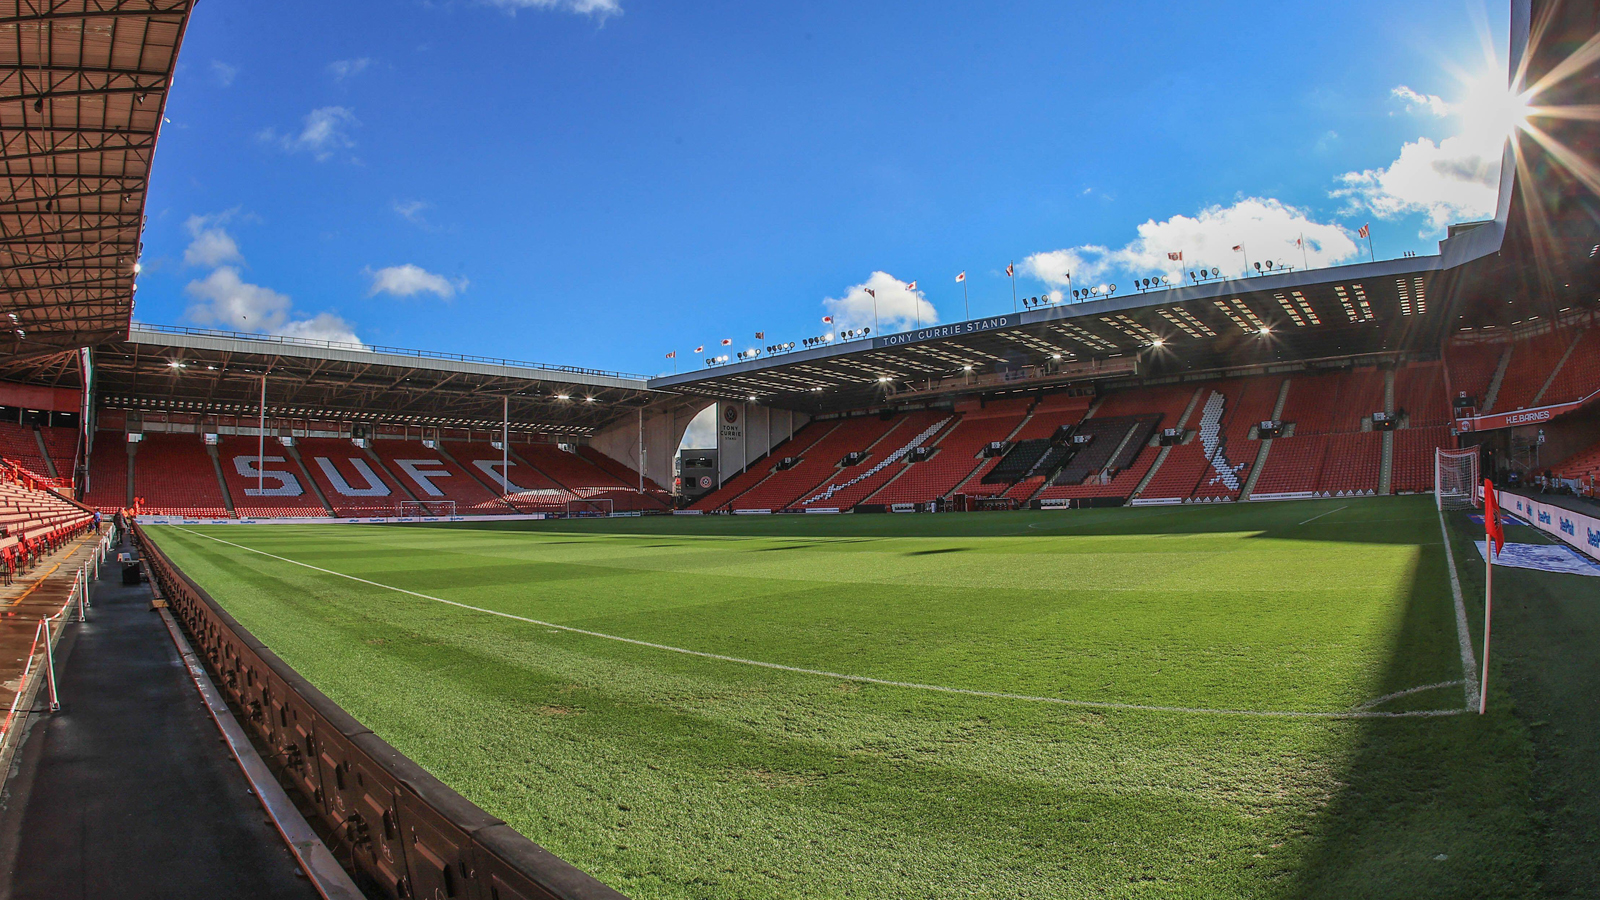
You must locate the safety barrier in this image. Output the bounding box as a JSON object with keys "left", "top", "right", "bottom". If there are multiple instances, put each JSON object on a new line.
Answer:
{"left": 0, "top": 523, "right": 119, "bottom": 760}
{"left": 133, "top": 521, "right": 627, "bottom": 900}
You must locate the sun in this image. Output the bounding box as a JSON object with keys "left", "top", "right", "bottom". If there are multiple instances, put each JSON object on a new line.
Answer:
{"left": 1456, "top": 69, "right": 1533, "bottom": 144}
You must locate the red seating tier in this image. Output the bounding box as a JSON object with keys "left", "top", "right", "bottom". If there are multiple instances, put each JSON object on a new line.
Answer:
{"left": 1444, "top": 341, "right": 1504, "bottom": 406}
{"left": 83, "top": 436, "right": 129, "bottom": 511}
{"left": 1537, "top": 328, "right": 1600, "bottom": 408}
{"left": 216, "top": 439, "right": 329, "bottom": 517}
{"left": 0, "top": 423, "right": 50, "bottom": 480}
{"left": 130, "top": 434, "right": 229, "bottom": 517}
{"left": 1391, "top": 426, "right": 1452, "bottom": 493}
{"left": 690, "top": 420, "right": 835, "bottom": 511}
{"left": 1394, "top": 362, "right": 1451, "bottom": 427}
{"left": 367, "top": 440, "right": 509, "bottom": 514}
{"left": 296, "top": 438, "right": 413, "bottom": 516}
{"left": 873, "top": 401, "right": 1034, "bottom": 505}
{"left": 516, "top": 443, "right": 665, "bottom": 511}
{"left": 731, "top": 415, "right": 901, "bottom": 510}
{"left": 1493, "top": 330, "right": 1571, "bottom": 412}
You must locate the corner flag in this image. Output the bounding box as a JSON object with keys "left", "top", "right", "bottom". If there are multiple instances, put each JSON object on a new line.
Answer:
{"left": 1483, "top": 478, "right": 1504, "bottom": 557}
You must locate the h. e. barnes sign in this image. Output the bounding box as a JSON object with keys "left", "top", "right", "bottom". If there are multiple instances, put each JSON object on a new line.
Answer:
{"left": 871, "top": 314, "right": 1021, "bottom": 349}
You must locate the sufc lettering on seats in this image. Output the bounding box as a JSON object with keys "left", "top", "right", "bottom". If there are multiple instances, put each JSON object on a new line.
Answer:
{"left": 233, "top": 455, "right": 303, "bottom": 496}
{"left": 472, "top": 460, "right": 528, "bottom": 493}
{"left": 394, "top": 459, "right": 452, "bottom": 496}
{"left": 314, "top": 457, "right": 391, "bottom": 497}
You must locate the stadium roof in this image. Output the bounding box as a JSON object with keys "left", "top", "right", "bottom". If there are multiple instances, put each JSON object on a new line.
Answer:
{"left": 0, "top": 0, "right": 192, "bottom": 361}
{"left": 87, "top": 324, "right": 668, "bottom": 437}
{"left": 646, "top": 231, "right": 1512, "bottom": 414}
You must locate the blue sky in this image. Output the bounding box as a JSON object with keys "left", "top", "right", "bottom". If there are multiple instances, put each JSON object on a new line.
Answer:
{"left": 137, "top": 0, "right": 1511, "bottom": 376}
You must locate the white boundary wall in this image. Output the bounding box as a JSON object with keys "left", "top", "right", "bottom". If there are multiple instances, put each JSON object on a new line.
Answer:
{"left": 1492, "top": 488, "right": 1600, "bottom": 562}
{"left": 138, "top": 513, "right": 548, "bottom": 525}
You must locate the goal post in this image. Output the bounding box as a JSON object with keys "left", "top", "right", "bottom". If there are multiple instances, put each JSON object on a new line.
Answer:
{"left": 398, "top": 500, "right": 457, "bottom": 518}
{"left": 566, "top": 498, "right": 613, "bottom": 518}
{"left": 1435, "top": 447, "right": 1480, "bottom": 510}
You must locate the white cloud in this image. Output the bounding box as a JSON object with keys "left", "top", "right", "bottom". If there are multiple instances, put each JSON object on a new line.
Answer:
{"left": 183, "top": 211, "right": 244, "bottom": 268}
{"left": 185, "top": 267, "right": 292, "bottom": 331}
{"left": 1025, "top": 197, "right": 1361, "bottom": 287}
{"left": 367, "top": 264, "right": 465, "bottom": 300}
{"left": 391, "top": 199, "right": 430, "bottom": 226}
{"left": 327, "top": 58, "right": 371, "bottom": 80}
{"left": 183, "top": 219, "right": 364, "bottom": 346}
{"left": 262, "top": 106, "right": 358, "bottom": 161}
{"left": 1336, "top": 76, "right": 1516, "bottom": 230}
{"left": 210, "top": 61, "right": 237, "bottom": 87}
{"left": 276, "top": 312, "right": 363, "bottom": 346}
{"left": 1335, "top": 135, "right": 1500, "bottom": 228}
{"left": 1391, "top": 85, "right": 1452, "bottom": 117}
{"left": 823, "top": 272, "right": 937, "bottom": 334}
{"left": 486, "top": 0, "right": 620, "bottom": 18}
{"left": 678, "top": 406, "right": 716, "bottom": 450}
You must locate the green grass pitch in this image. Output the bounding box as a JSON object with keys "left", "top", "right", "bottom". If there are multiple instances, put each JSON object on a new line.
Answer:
{"left": 147, "top": 495, "right": 1549, "bottom": 899}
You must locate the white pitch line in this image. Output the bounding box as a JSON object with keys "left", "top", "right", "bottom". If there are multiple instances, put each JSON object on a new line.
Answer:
{"left": 1436, "top": 508, "right": 1481, "bottom": 710}
{"left": 169, "top": 526, "right": 1465, "bottom": 721}
{"left": 1298, "top": 505, "right": 1348, "bottom": 526}
{"left": 1353, "top": 680, "right": 1465, "bottom": 711}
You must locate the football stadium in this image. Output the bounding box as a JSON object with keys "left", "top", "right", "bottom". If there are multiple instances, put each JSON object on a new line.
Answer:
{"left": 0, "top": 1, "right": 1598, "bottom": 898}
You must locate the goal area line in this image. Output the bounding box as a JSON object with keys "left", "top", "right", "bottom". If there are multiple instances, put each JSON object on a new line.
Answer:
{"left": 168, "top": 526, "right": 1468, "bottom": 721}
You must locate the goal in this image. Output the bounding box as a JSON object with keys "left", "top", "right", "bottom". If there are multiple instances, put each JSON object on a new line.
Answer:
{"left": 398, "top": 500, "right": 457, "bottom": 517}
{"left": 566, "top": 498, "right": 613, "bottom": 517}
{"left": 1435, "top": 447, "right": 1480, "bottom": 510}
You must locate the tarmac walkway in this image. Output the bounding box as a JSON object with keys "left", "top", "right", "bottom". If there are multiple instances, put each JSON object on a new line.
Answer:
{"left": 0, "top": 531, "right": 319, "bottom": 899}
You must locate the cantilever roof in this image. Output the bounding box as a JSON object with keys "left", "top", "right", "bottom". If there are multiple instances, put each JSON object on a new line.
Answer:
{"left": 0, "top": 0, "right": 193, "bottom": 360}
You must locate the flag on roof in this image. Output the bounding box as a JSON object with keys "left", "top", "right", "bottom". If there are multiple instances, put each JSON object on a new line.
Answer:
{"left": 1167, "top": 251, "right": 1182, "bottom": 261}
{"left": 822, "top": 315, "right": 833, "bottom": 324}
{"left": 720, "top": 338, "right": 732, "bottom": 346}
{"left": 755, "top": 331, "right": 764, "bottom": 339}
{"left": 906, "top": 280, "right": 917, "bottom": 291}
{"left": 1232, "top": 245, "right": 1243, "bottom": 252}
{"left": 864, "top": 289, "right": 875, "bottom": 298}
{"left": 1005, "top": 262, "right": 1014, "bottom": 277}
{"left": 694, "top": 345, "right": 703, "bottom": 353}
{"left": 955, "top": 271, "right": 965, "bottom": 282}
{"left": 665, "top": 351, "right": 675, "bottom": 358}
{"left": 1358, "top": 224, "right": 1370, "bottom": 239}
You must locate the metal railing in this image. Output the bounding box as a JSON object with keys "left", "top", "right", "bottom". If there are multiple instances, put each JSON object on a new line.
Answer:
{"left": 0, "top": 522, "right": 117, "bottom": 749}
{"left": 130, "top": 322, "right": 650, "bottom": 383}
{"left": 134, "top": 521, "right": 628, "bottom": 900}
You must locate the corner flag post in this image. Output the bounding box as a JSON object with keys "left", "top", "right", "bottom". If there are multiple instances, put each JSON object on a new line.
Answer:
{"left": 1479, "top": 477, "right": 1504, "bottom": 715}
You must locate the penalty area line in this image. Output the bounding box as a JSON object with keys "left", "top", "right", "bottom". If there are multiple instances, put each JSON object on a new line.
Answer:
{"left": 1297, "top": 505, "right": 1348, "bottom": 526}
{"left": 169, "top": 526, "right": 1465, "bottom": 721}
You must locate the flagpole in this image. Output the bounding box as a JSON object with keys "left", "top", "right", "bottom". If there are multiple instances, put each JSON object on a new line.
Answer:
{"left": 963, "top": 280, "right": 970, "bottom": 320}
{"left": 1480, "top": 534, "right": 1493, "bottom": 715}
{"left": 1300, "top": 233, "right": 1309, "bottom": 271}
{"left": 1367, "top": 232, "right": 1375, "bottom": 262}
{"left": 1010, "top": 261, "right": 1017, "bottom": 312}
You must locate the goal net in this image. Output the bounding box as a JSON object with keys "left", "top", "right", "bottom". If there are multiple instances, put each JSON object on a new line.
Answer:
{"left": 566, "top": 498, "right": 613, "bottom": 517}
{"left": 398, "top": 500, "right": 457, "bottom": 517}
{"left": 1435, "top": 447, "right": 1480, "bottom": 510}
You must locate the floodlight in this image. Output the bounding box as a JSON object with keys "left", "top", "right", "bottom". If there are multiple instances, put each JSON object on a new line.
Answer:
{"left": 748, "top": 395, "right": 757, "bottom": 401}
{"left": 1152, "top": 338, "right": 1165, "bottom": 347}
{"left": 556, "top": 394, "right": 569, "bottom": 400}
{"left": 1258, "top": 326, "right": 1271, "bottom": 335}
{"left": 1253, "top": 262, "right": 1261, "bottom": 271}
{"left": 1211, "top": 267, "right": 1220, "bottom": 276}
{"left": 1051, "top": 353, "right": 1062, "bottom": 360}
{"left": 878, "top": 376, "right": 890, "bottom": 383}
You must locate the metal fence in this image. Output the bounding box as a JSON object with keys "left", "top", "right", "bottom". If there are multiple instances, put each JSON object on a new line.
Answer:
{"left": 134, "top": 522, "right": 628, "bottom": 900}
